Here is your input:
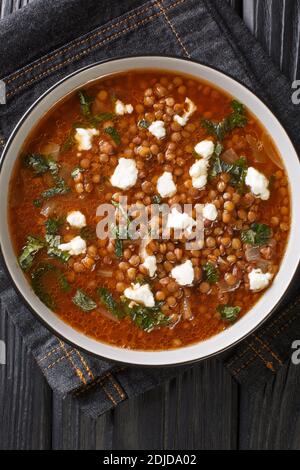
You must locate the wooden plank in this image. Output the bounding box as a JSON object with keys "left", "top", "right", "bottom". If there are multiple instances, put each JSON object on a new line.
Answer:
{"left": 52, "top": 393, "right": 114, "bottom": 450}
{"left": 0, "top": 306, "right": 52, "bottom": 449}
{"left": 112, "top": 361, "right": 238, "bottom": 450}
{"left": 243, "top": 0, "right": 300, "bottom": 80}
{"left": 239, "top": 361, "right": 300, "bottom": 449}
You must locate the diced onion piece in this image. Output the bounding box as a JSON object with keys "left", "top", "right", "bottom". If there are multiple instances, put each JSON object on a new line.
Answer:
{"left": 40, "top": 142, "right": 60, "bottom": 159}
{"left": 182, "top": 296, "right": 193, "bottom": 320}
{"left": 245, "top": 246, "right": 261, "bottom": 263}
{"left": 96, "top": 306, "right": 120, "bottom": 323}
{"left": 246, "top": 134, "right": 267, "bottom": 163}
{"left": 261, "top": 133, "right": 284, "bottom": 169}
{"left": 218, "top": 279, "right": 241, "bottom": 293}
{"left": 97, "top": 269, "right": 113, "bottom": 278}
{"left": 222, "top": 148, "right": 239, "bottom": 164}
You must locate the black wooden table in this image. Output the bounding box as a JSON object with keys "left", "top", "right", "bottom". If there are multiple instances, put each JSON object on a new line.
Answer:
{"left": 1, "top": 0, "right": 300, "bottom": 450}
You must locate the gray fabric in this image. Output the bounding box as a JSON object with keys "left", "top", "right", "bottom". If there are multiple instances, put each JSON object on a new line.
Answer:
{"left": 0, "top": 0, "right": 299, "bottom": 417}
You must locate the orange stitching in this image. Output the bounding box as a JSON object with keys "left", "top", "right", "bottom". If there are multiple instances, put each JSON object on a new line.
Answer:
{"left": 107, "top": 372, "right": 126, "bottom": 400}
{"left": 46, "top": 353, "right": 69, "bottom": 369}
{"left": 38, "top": 345, "right": 64, "bottom": 363}
{"left": 58, "top": 339, "right": 87, "bottom": 385}
{"left": 231, "top": 309, "right": 300, "bottom": 376}
{"left": 5, "top": 2, "right": 155, "bottom": 85}
{"left": 6, "top": 10, "right": 162, "bottom": 98}
{"left": 5, "top": 0, "right": 185, "bottom": 88}
{"left": 102, "top": 383, "right": 118, "bottom": 406}
{"left": 74, "top": 349, "right": 95, "bottom": 381}
{"left": 254, "top": 334, "right": 283, "bottom": 366}
{"left": 227, "top": 297, "right": 300, "bottom": 369}
{"left": 156, "top": 0, "right": 190, "bottom": 57}
{"left": 247, "top": 341, "right": 275, "bottom": 372}
{"left": 74, "top": 366, "right": 126, "bottom": 396}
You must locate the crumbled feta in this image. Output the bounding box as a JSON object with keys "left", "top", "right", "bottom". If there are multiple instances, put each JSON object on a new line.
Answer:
{"left": 174, "top": 97, "right": 197, "bottom": 126}
{"left": 194, "top": 140, "right": 215, "bottom": 159}
{"left": 66, "top": 211, "right": 87, "bottom": 229}
{"left": 157, "top": 171, "right": 177, "bottom": 198}
{"left": 167, "top": 207, "right": 196, "bottom": 234}
{"left": 203, "top": 203, "right": 218, "bottom": 221}
{"left": 124, "top": 283, "right": 155, "bottom": 307}
{"left": 148, "top": 120, "right": 166, "bottom": 139}
{"left": 58, "top": 236, "right": 87, "bottom": 256}
{"left": 110, "top": 158, "right": 138, "bottom": 190}
{"left": 171, "top": 260, "right": 194, "bottom": 286}
{"left": 245, "top": 167, "right": 270, "bottom": 200}
{"left": 142, "top": 256, "right": 157, "bottom": 277}
{"left": 249, "top": 268, "right": 273, "bottom": 292}
{"left": 74, "top": 128, "right": 99, "bottom": 151}
{"left": 189, "top": 159, "right": 209, "bottom": 190}
{"left": 115, "top": 99, "right": 134, "bottom": 115}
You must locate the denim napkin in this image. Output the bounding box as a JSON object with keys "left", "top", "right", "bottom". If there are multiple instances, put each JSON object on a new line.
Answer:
{"left": 1, "top": 0, "right": 300, "bottom": 417}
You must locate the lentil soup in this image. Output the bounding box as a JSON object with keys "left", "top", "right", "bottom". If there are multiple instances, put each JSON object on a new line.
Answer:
{"left": 8, "top": 70, "right": 290, "bottom": 350}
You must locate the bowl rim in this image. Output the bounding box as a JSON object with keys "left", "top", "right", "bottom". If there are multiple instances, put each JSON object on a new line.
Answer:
{"left": 1, "top": 53, "right": 299, "bottom": 367}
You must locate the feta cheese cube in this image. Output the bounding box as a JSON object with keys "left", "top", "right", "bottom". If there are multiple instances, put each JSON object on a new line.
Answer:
{"left": 171, "top": 260, "right": 194, "bottom": 286}
{"left": 58, "top": 236, "right": 87, "bottom": 256}
{"left": 148, "top": 120, "right": 166, "bottom": 139}
{"left": 110, "top": 158, "right": 138, "bottom": 190}
{"left": 249, "top": 268, "right": 272, "bottom": 292}
{"left": 157, "top": 171, "right": 177, "bottom": 198}
{"left": 142, "top": 256, "right": 157, "bottom": 277}
{"left": 194, "top": 140, "right": 215, "bottom": 159}
{"left": 124, "top": 283, "right": 155, "bottom": 307}
{"left": 174, "top": 97, "right": 197, "bottom": 127}
{"left": 189, "top": 159, "right": 209, "bottom": 189}
{"left": 74, "top": 128, "right": 99, "bottom": 151}
{"left": 115, "top": 99, "right": 134, "bottom": 115}
{"left": 167, "top": 207, "right": 196, "bottom": 234}
{"left": 203, "top": 203, "right": 218, "bottom": 221}
{"left": 245, "top": 167, "right": 270, "bottom": 200}
{"left": 66, "top": 211, "right": 87, "bottom": 229}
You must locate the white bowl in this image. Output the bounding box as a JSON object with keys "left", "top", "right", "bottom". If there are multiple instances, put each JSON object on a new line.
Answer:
{"left": 1, "top": 56, "right": 299, "bottom": 366}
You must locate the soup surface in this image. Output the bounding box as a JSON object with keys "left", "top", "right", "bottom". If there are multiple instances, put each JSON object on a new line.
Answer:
{"left": 8, "top": 70, "right": 290, "bottom": 350}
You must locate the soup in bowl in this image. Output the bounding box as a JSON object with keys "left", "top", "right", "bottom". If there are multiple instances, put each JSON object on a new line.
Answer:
{"left": 1, "top": 56, "right": 299, "bottom": 365}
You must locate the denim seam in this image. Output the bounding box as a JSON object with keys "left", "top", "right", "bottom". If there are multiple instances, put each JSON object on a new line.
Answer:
{"left": 156, "top": 0, "right": 190, "bottom": 57}
{"left": 227, "top": 297, "right": 300, "bottom": 371}
{"left": 4, "top": 0, "right": 186, "bottom": 97}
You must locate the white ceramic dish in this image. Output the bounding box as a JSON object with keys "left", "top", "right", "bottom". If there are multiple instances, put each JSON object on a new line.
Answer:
{"left": 1, "top": 56, "right": 299, "bottom": 366}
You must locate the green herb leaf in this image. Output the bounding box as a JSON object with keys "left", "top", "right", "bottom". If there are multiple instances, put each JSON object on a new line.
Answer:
{"left": 203, "top": 262, "right": 219, "bottom": 284}
{"left": 217, "top": 304, "right": 241, "bottom": 322}
{"left": 97, "top": 287, "right": 124, "bottom": 319}
{"left": 71, "top": 166, "right": 85, "bottom": 179}
{"left": 241, "top": 223, "right": 272, "bottom": 246}
{"left": 98, "top": 287, "right": 170, "bottom": 331}
{"left": 92, "top": 112, "right": 115, "bottom": 125}
{"left": 138, "top": 119, "right": 150, "bottom": 129}
{"left": 152, "top": 195, "right": 162, "bottom": 204}
{"left": 201, "top": 100, "right": 247, "bottom": 141}
{"left": 123, "top": 301, "right": 170, "bottom": 332}
{"left": 72, "top": 289, "right": 97, "bottom": 312}
{"left": 31, "top": 263, "right": 70, "bottom": 309}
{"left": 62, "top": 130, "right": 75, "bottom": 152}
{"left": 209, "top": 156, "right": 247, "bottom": 192}
{"left": 44, "top": 218, "right": 63, "bottom": 235}
{"left": 33, "top": 198, "right": 42, "bottom": 207}
{"left": 45, "top": 234, "right": 70, "bottom": 263}
{"left": 19, "top": 236, "right": 45, "bottom": 271}
{"left": 24, "top": 154, "right": 59, "bottom": 176}
{"left": 41, "top": 176, "right": 70, "bottom": 199}
{"left": 104, "top": 126, "right": 121, "bottom": 145}
{"left": 78, "top": 90, "right": 93, "bottom": 119}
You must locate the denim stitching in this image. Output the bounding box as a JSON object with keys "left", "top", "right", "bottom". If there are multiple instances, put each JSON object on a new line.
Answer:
{"left": 156, "top": 0, "right": 190, "bottom": 57}
{"left": 4, "top": 0, "right": 186, "bottom": 93}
